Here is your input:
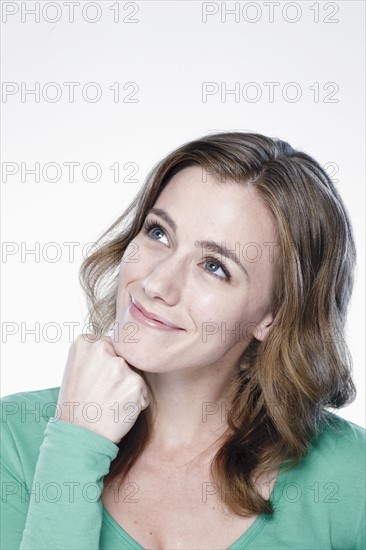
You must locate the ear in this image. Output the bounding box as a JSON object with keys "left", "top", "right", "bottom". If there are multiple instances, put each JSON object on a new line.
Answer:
{"left": 252, "top": 311, "right": 274, "bottom": 342}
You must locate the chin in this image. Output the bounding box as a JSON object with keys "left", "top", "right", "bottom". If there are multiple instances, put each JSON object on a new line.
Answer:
{"left": 110, "top": 340, "right": 162, "bottom": 373}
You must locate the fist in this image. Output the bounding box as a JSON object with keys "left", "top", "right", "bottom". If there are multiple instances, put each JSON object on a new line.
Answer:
{"left": 56, "top": 334, "right": 151, "bottom": 444}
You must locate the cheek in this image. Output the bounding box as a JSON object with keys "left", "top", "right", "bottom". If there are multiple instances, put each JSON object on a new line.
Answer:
{"left": 118, "top": 241, "right": 147, "bottom": 281}
{"left": 191, "top": 287, "right": 232, "bottom": 324}
{"left": 194, "top": 297, "right": 246, "bottom": 336}
{"left": 115, "top": 261, "right": 140, "bottom": 310}
{"left": 196, "top": 295, "right": 263, "bottom": 346}
{"left": 122, "top": 240, "right": 141, "bottom": 265}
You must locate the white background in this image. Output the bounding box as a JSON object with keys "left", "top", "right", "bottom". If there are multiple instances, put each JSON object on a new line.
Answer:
{"left": 1, "top": 1, "right": 365, "bottom": 427}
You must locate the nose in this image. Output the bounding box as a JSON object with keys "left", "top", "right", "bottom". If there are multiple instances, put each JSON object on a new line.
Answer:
{"left": 142, "top": 252, "right": 186, "bottom": 305}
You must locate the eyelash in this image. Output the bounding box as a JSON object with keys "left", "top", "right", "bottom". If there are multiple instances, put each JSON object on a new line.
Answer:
{"left": 142, "top": 218, "right": 232, "bottom": 282}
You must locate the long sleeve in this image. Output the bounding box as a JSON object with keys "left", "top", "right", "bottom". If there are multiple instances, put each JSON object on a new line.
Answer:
{"left": 1, "top": 401, "right": 119, "bottom": 550}
{"left": 349, "top": 498, "right": 366, "bottom": 550}
{"left": 1, "top": 417, "right": 30, "bottom": 549}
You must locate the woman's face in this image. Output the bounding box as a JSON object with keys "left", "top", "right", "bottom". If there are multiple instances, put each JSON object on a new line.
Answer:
{"left": 112, "top": 166, "right": 277, "bottom": 373}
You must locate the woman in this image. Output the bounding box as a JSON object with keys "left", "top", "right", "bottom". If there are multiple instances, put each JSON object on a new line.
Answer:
{"left": 1, "top": 131, "right": 365, "bottom": 550}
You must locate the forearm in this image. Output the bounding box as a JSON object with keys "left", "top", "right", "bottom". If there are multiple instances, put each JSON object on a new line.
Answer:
{"left": 18, "top": 418, "right": 119, "bottom": 550}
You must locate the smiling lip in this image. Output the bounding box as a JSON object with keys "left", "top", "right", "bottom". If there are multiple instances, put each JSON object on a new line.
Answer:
{"left": 129, "top": 299, "right": 184, "bottom": 331}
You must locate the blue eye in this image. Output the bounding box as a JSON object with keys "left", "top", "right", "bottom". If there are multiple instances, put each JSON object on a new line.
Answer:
{"left": 203, "top": 258, "right": 231, "bottom": 281}
{"left": 143, "top": 220, "right": 168, "bottom": 243}
{"left": 150, "top": 226, "right": 164, "bottom": 240}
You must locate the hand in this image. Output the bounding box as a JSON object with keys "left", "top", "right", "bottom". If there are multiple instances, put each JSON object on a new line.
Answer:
{"left": 56, "top": 334, "right": 151, "bottom": 444}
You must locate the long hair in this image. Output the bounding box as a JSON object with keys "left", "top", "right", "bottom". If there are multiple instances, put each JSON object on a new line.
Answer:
{"left": 79, "top": 131, "right": 357, "bottom": 516}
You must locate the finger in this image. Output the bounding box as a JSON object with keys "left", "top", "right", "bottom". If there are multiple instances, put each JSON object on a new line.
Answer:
{"left": 142, "top": 387, "right": 152, "bottom": 407}
{"left": 140, "top": 395, "right": 150, "bottom": 410}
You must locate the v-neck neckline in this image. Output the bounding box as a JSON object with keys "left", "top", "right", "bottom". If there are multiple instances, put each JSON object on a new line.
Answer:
{"left": 102, "top": 465, "right": 291, "bottom": 549}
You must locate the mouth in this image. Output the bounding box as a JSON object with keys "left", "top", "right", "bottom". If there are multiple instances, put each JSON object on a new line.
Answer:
{"left": 129, "top": 298, "right": 184, "bottom": 332}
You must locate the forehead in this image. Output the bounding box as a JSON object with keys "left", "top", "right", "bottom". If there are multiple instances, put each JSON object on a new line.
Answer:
{"left": 154, "top": 165, "right": 277, "bottom": 249}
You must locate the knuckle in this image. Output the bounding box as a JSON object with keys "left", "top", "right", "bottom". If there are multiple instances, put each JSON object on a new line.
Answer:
{"left": 127, "top": 369, "right": 143, "bottom": 387}
{"left": 135, "top": 376, "right": 145, "bottom": 390}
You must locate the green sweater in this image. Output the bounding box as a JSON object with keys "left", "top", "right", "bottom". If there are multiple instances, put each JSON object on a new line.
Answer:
{"left": 1, "top": 387, "right": 365, "bottom": 550}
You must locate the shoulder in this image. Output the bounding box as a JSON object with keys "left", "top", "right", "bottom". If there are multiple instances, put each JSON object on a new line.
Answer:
{"left": 280, "top": 411, "right": 365, "bottom": 494}
{"left": 0, "top": 387, "right": 61, "bottom": 486}
{"left": 1, "top": 386, "right": 61, "bottom": 406}
{"left": 288, "top": 411, "right": 366, "bottom": 485}
{"left": 275, "top": 412, "right": 365, "bottom": 548}
{"left": 1, "top": 386, "right": 61, "bottom": 427}
{"left": 311, "top": 411, "right": 365, "bottom": 468}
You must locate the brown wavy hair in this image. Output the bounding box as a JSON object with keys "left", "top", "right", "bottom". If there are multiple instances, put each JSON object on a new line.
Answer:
{"left": 79, "top": 131, "right": 357, "bottom": 516}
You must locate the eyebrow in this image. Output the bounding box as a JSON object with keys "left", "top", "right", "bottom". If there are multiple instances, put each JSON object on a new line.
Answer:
{"left": 146, "top": 207, "right": 249, "bottom": 279}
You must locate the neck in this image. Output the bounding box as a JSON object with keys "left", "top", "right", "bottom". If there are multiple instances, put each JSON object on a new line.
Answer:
{"left": 143, "top": 360, "right": 239, "bottom": 457}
